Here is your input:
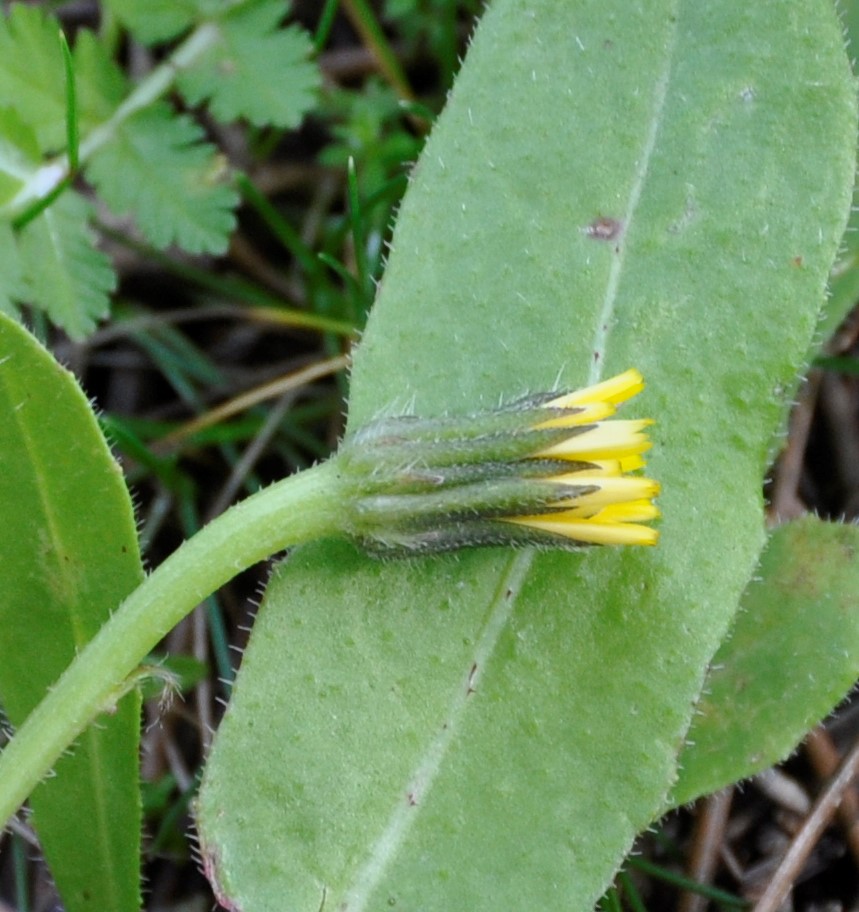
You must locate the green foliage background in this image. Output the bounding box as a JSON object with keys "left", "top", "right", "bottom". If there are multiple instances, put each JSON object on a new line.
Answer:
{"left": 0, "top": 0, "right": 318, "bottom": 335}
{"left": 0, "top": 1, "right": 857, "bottom": 911}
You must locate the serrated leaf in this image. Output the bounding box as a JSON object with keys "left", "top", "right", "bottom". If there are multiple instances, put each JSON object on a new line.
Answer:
{"left": 0, "top": 4, "right": 66, "bottom": 153}
{"left": 86, "top": 104, "right": 237, "bottom": 254}
{"left": 177, "top": 0, "right": 319, "bottom": 128}
{"left": 100, "top": 0, "right": 199, "bottom": 44}
{"left": 670, "top": 517, "right": 859, "bottom": 808}
{"left": 16, "top": 192, "right": 115, "bottom": 339}
{"left": 198, "top": 1, "right": 856, "bottom": 910}
{"left": 72, "top": 29, "right": 128, "bottom": 131}
{"left": 0, "top": 313, "right": 144, "bottom": 912}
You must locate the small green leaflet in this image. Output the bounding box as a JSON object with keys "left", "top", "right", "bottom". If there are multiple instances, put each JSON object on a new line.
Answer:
{"left": 87, "top": 105, "right": 238, "bottom": 254}
{"left": 177, "top": 0, "right": 320, "bottom": 128}
{"left": 17, "top": 193, "right": 115, "bottom": 339}
{"left": 0, "top": 7, "right": 129, "bottom": 150}
{"left": 100, "top": 0, "right": 200, "bottom": 44}
{"left": 72, "top": 30, "right": 128, "bottom": 132}
{"left": 0, "top": 5, "right": 66, "bottom": 153}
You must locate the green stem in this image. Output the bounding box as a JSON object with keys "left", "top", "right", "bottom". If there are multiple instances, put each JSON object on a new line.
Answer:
{"left": 0, "top": 459, "right": 345, "bottom": 829}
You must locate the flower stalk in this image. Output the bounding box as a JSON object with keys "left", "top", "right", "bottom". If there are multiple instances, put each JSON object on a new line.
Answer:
{"left": 0, "top": 369, "right": 657, "bottom": 828}
{"left": 0, "top": 460, "right": 346, "bottom": 830}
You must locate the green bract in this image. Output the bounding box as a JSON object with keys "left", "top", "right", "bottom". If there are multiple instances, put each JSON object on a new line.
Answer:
{"left": 342, "top": 369, "right": 659, "bottom": 553}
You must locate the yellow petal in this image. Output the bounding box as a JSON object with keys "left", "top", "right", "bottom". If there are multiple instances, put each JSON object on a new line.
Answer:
{"left": 505, "top": 513, "right": 659, "bottom": 546}
{"left": 536, "top": 419, "right": 653, "bottom": 460}
{"left": 549, "top": 475, "right": 660, "bottom": 505}
{"left": 582, "top": 454, "right": 647, "bottom": 475}
{"left": 546, "top": 369, "right": 644, "bottom": 409}
{"left": 590, "top": 500, "right": 661, "bottom": 523}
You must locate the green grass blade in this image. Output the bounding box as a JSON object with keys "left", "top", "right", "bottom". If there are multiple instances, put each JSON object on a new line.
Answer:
{"left": 60, "top": 30, "right": 79, "bottom": 173}
{"left": 0, "top": 314, "right": 143, "bottom": 912}
{"left": 670, "top": 517, "right": 859, "bottom": 807}
{"left": 197, "top": 0, "right": 857, "bottom": 908}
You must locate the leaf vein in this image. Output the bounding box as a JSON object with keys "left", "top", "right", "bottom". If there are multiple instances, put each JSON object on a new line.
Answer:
{"left": 588, "top": 10, "right": 680, "bottom": 383}
{"left": 340, "top": 550, "right": 535, "bottom": 911}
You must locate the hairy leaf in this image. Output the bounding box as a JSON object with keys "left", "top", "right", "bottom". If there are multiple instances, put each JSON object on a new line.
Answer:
{"left": 177, "top": 0, "right": 319, "bottom": 128}
{"left": 0, "top": 4, "right": 66, "bottom": 153}
{"left": 87, "top": 104, "right": 237, "bottom": 254}
{"left": 198, "top": 0, "right": 856, "bottom": 909}
{"left": 16, "top": 192, "right": 115, "bottom": 339}
{"left": 670, "top": 517, "right": 859, "bottom": 807}
{"left": 0, "top": 313, "right": 144, "bottom": 912}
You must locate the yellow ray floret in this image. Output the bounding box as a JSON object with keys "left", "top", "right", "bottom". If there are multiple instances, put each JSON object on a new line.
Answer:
{"left": 506, "top": 498, "right": 660, "bottom": 545}
{"left": 509, "top": 370, "right": 659, "bottom": 547}
{"left": 536, "top": 419, "right": 653, "bottom": 461}
{"left": 546, "top": 368, "right": 645, "bottom": 409}
{"left": 504, "top": 511, "right": 659, "bottom": 546}
{"left": 583, "top": 454, "right": 647, "bottom": 476}
{"left": 550, "top": 475, "right": 660, "bottom": 508}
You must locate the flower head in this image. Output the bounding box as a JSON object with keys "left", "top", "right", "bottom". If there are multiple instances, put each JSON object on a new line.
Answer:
{"left": 503, "top": 369, "right": 659, "bottom": 547}
{"left": 341, "top": 369, "right": 659, "bottom": 556}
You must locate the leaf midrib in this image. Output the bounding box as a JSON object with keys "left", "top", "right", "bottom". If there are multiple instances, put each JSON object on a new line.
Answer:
{"left": 338, "top": 550, "right": 535, "bottom": 911}
{"left": 588, "top": 9, "right": 678, "bottom": 384}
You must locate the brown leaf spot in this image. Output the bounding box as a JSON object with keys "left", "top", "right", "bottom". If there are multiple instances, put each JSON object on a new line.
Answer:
{"left": 585, "top": 216, "right": 624, "bottom": 242}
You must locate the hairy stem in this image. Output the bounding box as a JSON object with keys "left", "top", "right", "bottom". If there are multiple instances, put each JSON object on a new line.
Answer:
{"left": 0, "top": 459, "right": 345, "bottom": 828}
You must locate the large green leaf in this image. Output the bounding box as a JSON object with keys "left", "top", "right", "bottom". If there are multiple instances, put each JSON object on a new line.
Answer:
{"left": 670, "top": 517, "right": 859, "bottom": 807}
{"left": 198, "top": 1, "right": 856, "bottom": 909}
{"left": 0, "top": 314, "right": 143, "bottom": 912}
